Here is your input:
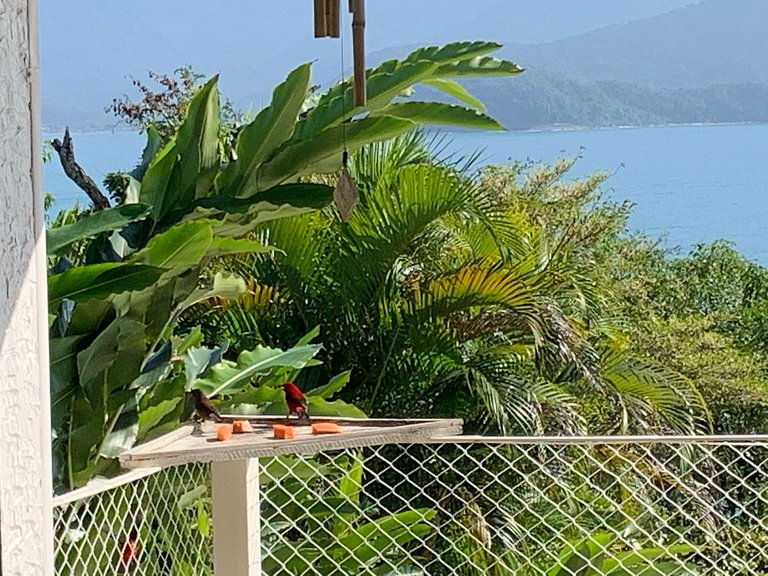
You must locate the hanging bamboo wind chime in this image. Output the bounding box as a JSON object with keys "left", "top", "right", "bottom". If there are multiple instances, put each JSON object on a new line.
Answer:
{"left": 313, "top": 0, "right": 366, "bottom": 221}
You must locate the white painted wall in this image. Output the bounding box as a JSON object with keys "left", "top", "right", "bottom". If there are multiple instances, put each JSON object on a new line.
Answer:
{"left": 0, "top": 0, "right": 54, "bottom": 573}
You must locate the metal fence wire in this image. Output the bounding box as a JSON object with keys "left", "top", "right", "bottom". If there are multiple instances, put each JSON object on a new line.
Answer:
{"left": 53, "top": 463, "right": 213, "bottom": 576}
{"left": 53, "top": 437, "right": 768, "bottom": 575}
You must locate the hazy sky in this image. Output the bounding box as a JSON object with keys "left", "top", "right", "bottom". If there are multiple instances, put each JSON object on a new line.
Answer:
{"left": 39, "top": 0, "right": 696, "bottom": 126}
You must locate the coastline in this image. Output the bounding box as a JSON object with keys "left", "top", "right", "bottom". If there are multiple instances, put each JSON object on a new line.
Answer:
{"left": 46, "top": 119, "right": 768, "bottom": 138}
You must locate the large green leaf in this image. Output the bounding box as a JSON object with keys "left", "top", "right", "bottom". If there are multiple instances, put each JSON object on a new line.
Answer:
{"left": 208, "top": 204, "right": 317, "bottom": 239}
{"left": 48, "top": 263, "right": 165, "bottom": 306}
{"left": 173, "top": 76, "right": 221, "bottom": 205}
{"left": 338, "top": 509, "right": 436, "bottom": 567}
{"left": 403, "top": 41, "right": 503, "bottom": 65}
{"left": 435, "top": 54, "right": 524, "bottom": 77}
{"left": 130, "top": 220, "right": 214, "bottom": 270}
{"left": 206, "top": 237, "right": 272, "bottom": 258}
{"left": 308, "top": 371, "right": 351, "bottom": 399}
{"left": 422, "top": 78, "right": 485, "bottom": 109}
{"left": 138, "top": 373, "right": 185, "bottom": 440}
{"left": 220, "top": 63, "right": 312, "bottom": 196}
{"left": 602, "top": 544, "right": 698, "bottom": 574}
{"left": 68, "top": 392, "right": 106, "bottom": 487}
{"left": 140, "top": 77, "right": 220, "bottom": 222}
{"left": 77, "top": 318, "right": 145, "bottom": 405}
{"left": 130, "top": 125, "right": 162, "bottom": 182}
{"left": 294, "top": 61, "right": 435, "bottom": 140}
{"left": 139, "top": 138, "right": 177, "bottom": 221}
{"left": 99, "top": 392, "right": 139, "bottom": 458}
{"left": 294, "top": 41, "right": 504, "bottom": 140}
{"left": 239, "top": 183, "right": 335, "bottom": 209}
{"left": 549, "top": 532, "right": 613, "bottom": 576}
{"left": 257, "top": 116, "right": 416, "bottom": 189}
{"left": 176, "top": 272, "right": 247, "bottom": 318}
{"left": 305, "top": 397, "right": 367, "bottom": 418}
{"left": 375, "top": 101, "right": 504, "bottom": 130}
{"left": 46, "top": 204, "right": 151, "bottom": 256}
{"left": 164, "top": 183, "right": 334, "bottom": 226}
{"left": 50, "top": 335, "right": 84, "bottom": 431}
{"left": 194, "top": 343, "right": 321, "bottom": 397}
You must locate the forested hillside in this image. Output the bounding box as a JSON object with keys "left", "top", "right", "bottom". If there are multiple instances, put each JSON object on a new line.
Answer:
{"left": 463, "top": 70, "right": 768, "bottom": 130}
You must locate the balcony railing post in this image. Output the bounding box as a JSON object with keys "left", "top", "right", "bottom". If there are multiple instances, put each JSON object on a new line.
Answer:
{"left": 211, "top": 459, "right": 262, "bottom": 575}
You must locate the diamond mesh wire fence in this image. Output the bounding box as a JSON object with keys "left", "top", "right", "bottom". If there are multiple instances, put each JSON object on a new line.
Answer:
{"left": 259, "top": 438, "right": 768, "bottom": 575}
{"left": 53, "top": 437, "right": 768, "bottom": 575}
{"left": 53, "top": 463, "right": 213, "bottom": 575}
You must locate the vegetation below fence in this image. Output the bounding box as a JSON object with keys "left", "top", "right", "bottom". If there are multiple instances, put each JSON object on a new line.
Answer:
{"left": 53, "top": 438, "right": 768, "bottom": 575}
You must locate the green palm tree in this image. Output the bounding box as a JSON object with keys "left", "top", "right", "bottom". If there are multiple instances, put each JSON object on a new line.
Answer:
{"left": 191, "top": 132, "right": 709, "bottom": 435}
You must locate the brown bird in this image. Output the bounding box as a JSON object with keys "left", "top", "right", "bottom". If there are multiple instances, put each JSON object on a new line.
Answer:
{"left": 191, "top": 388, "right": 222, "bottom": 423}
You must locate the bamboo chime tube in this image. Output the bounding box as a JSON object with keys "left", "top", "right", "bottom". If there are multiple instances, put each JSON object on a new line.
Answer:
{"left": 313, "top": 0, "right": 327, "bottom": 37}
{"left": 349, "top": 0, "right": 366, "bottom": 105}
{"left": 313, "top": 0, "right": 365, "bottom": 104}
{"left": 328, "top": 0, "right": 340, "bottom": 37}
{"left": 314, "top": 0, "right": 340, "bottom": 37}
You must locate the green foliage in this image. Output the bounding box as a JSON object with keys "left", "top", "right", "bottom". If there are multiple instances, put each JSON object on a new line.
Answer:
{"left": 261, "top": 452, "right": 435, "bottom": 576}
{"left": 49, "top": 41, "right": 522, "bottom": 490}
{"left": 55, "top": 467, "right": 213, "bottom": 575}
{"left": 547, "top": 532, "right": 697, "bottom": 575}
{"left": 106, "top": 66, "right": 241, "bottom": 147}
{"left": 201, "top": 136, "right": 708, "bottom": 436}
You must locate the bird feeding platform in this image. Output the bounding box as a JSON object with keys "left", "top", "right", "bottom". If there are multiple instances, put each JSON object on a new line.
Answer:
{"left": 119, "top": 415, "right": 462, "bottom": 469}
{"left": 118, "top": 415, "right": 463, "bottom": 576}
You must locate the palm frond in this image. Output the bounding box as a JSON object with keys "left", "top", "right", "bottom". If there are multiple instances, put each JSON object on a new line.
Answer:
{"left": 601, "top": 347, "right": 712, "bottom": 435}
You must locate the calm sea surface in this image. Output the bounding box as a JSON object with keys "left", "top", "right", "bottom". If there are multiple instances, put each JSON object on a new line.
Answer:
{"left": 44, "top": 124, "right": 768, "bottom": 265}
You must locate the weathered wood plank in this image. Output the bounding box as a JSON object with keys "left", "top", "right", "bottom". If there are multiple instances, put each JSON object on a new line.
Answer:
{"left": 120, "top": 419, "right": 462, "bottom": 469}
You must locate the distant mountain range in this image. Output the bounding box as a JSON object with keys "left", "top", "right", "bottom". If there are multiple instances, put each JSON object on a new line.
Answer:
{"left": 463, "top": 71, "right": 768, "bottom": 131}
{"left": 41, "top": 0, "right": 768, "bottom": 132}
{"left": 504, "top": 0, "right": 768, "bottom": 88}
{"left": 469, "top": 0, "right": 768, "bottom": 129}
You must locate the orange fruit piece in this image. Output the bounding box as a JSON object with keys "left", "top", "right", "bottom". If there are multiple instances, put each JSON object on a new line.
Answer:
{"left": 273, "top": 424, "right": 295, "bottom": 440}
{"left": 232, "top": 420, "right": 253, "bottom": 434}
{"left": 311, "top": 422, "right": 343, "bottom": 435}
{"left": 216, "top": 425, "right": 233, "bottom": 441}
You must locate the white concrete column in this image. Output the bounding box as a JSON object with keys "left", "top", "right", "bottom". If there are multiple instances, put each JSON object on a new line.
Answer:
{"left": 211, "top": 459, "right": 262, "bottom": 575}
{"left": 0, "top": 0, "right": 54, "bottom": 574}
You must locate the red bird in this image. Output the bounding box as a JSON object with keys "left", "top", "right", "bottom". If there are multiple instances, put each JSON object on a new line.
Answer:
{"left": 282, "top": 382, "right": 310, "bottom": 421}
{"left": 117, "top": 528, "right": 140, "bottom": 573}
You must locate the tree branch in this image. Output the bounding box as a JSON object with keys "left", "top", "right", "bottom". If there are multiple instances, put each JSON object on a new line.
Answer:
{"left": 52, "top": 128, "right": 111, "bottom": 211}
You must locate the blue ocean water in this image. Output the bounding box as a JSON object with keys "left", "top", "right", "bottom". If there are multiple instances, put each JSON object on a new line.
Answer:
{"left": 43, "top": 124, "right": 768, "bottom": 264}
{"left": 442, "top": 124, "right": 768, "bottom": 265}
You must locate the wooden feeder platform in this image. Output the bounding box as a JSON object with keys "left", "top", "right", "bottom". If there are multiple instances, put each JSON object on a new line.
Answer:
{"left": 119, "top": 416, "right": 462, "bottom": 469}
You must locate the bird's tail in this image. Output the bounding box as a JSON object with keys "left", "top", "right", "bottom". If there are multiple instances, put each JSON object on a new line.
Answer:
{"left": 298, "top": 410, "right": 311, "bottom": 422}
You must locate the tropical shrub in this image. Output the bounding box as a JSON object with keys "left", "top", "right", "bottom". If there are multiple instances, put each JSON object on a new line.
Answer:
{"left": 197, "top": 139, "right": 709, "bottom": 436}
{"left": 47, "top": 41, "right": 525, "bottom": 490}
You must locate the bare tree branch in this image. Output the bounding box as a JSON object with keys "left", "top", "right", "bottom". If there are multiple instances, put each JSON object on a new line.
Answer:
{"left": 51, "top": 128, "right": 111, "bottom": 211}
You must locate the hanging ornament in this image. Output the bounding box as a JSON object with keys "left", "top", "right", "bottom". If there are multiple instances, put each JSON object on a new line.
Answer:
{"left": 313, "top": 0, "right": 363, "bottom": 220}
{"left": 334, "top": 150, "right": 359, "bottom": 221}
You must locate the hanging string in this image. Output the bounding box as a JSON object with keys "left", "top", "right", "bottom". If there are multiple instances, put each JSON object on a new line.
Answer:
{"left": 332, "top": 4, "right": 360, "bottom": 222}
{"left": 339, "top": 8, "right": 348, "bottom": 165}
